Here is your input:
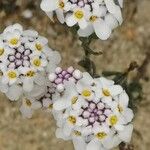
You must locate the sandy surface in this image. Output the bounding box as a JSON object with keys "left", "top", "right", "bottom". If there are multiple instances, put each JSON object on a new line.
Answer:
{"left": 0, "top": 0, "right": 150, "bottom": 150}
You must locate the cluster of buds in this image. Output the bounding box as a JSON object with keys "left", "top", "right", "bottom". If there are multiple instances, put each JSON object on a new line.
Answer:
{"left": 50, "top": 71, "right": 134, "bottom": 150}
{"left": 49, "top": 66, "right": 82, "bottom": 92}
{"left": 40, "top": 0, "right": 123, "bottom": 40}
{"left": 0, "top": 24, "right": 61, "bottom": 101}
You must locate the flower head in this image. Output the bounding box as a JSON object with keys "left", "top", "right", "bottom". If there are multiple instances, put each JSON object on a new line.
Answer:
{"left": 52, "top": 71, "right": 134, "bottom": 150}
{"left": 0, "top": 24, "right": 61, "bottom": 101}
{"left": 41, "top": 0, "right": 123, "bottom": 39}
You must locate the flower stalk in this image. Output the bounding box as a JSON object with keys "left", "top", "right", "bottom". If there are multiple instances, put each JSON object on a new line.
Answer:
{"left": 78, "top": 36, "right": 102, "bottom": 77}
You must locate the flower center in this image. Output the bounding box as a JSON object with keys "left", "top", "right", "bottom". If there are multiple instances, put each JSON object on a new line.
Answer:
{"left": 68, "top": 116, "right": 76, "bottom": 125}
{"left": 71, "top": 96, "right": 78, "bottom": 104}
{"left": 74, "top": 130, "right": 81, "bottom": 136}
{"left": 25, "top": 99, "right": 32, "bottom": 107}
{"left": 102, "top": 89, "right": 111, "bottom": 97}
{"left": 33, "top": 58, "right": 41, "bottom": 67}
{"left": 89, "top": 16, "right": 97, "bottom": 22}
{"left": 82, "top": 89, "right": 91, "bottom": 97}
{"left": 0, "top": 48, "right": 4, "bottom": 56}
{"left": 7, "top": 71, "right": 17, "bottom": 79}
{"left": 48, "top": 104, "right": 53, "bottom": 109}
{"left": 96, "top": 132, "right": 107, "bottom": 140}
{"left": 118, "top": 105, "right": 123, "bottom": 113}
{"left": 35, "top": 43, "right": 43, "bottom": 51}
{"left": 109, "top": 115, "right": 118, "bottom": 126}
{"left": 9, "top": 38, "right": 19, "bottom": 45}
{"left": 74, "top": 10, "right": 84, "bottom": 19}
{"left": 59, "top": 1, "right": 65, "bottom": 9}
{"left": 26, "top": 71, "right": 35, "bottom": 77}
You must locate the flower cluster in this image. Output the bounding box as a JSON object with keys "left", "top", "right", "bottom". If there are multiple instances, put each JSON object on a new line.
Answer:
{"left": 0, "top": 24, "right": 61, "bottom": 101}
{"left": 19, "top": 66, "right": 82, "bottom": 118}
{"left": 40, "top": 0, "right": 123, "bottom": 40}
{"left": 51, "top": 72, "right": 134, "bottom": 150}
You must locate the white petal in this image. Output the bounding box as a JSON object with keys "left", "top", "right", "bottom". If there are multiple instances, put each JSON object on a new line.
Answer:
{"left": 0, "top": 82, "right": 8, "bottom": 93}
{"left": 109, "top": 85, "right": 123, "bottom": 97}
{"left": 40, "top": 0, "right": 57, "bottom": 12}
{"left": 72, "top": 137, "right": 86, "bottom": 150}
{"left": 25, "top": 85, "right": 46, "bottom": 98}
{"left": 87, "top": 139, "right": 103, "bottom": 150}
{"left": 78, "top": 24, "right": 94, "bottom": 37}
{"left": 78, "top": 19, "right": 88, "bottom": 29}
{"left": 123, "top": 108, "right": 134, "bottom": 123}
{"left": 99, "top": 77, "right": 114, "bottom": 86}
{"left": 53, "top": 100, "right": 71, "bottom": 110}
{"left": 104, "top": 0, "right": 123, "bottom": 24}
{"left": 63, "top": 123, "right": 73, "bottom": 137}
{"left": 105, "top": 14, "right": 118, "bottom": 29}
{"left": 93, "top": 19, "right": 111, "bottom": 40}
{"left": 7, "top": 84, "right": 22, "bottom": 101}
{"left": 20, "top": 106, "right": 33, "bottom": 118}
{"left": 23, "top": 78, "right": 34, "bottom": 92}
{"left": 56, "top": 9, "right": 65, "bottom": 24}
{"left": 119, "top": 91, "right": 129, "bottom": 107}
{"left": 118, "top": 124, "right": 133, "bottom": 143}
{"left": 32, "top": 101, "right": 42, "bottom": 110}
{"left": 66, "top": 15, "right": 77, "bottom": 27}
{"left": 34, "top": 73, "right": 46, "bottom": 86}
{"left": 118, "top": 0, "right": 123, "bottom": 8}
{"left": 55, "top": 128, "right": 70, "bottom": 140}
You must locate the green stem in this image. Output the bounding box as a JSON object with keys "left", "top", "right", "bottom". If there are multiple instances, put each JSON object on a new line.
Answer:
{"left": 78, "top": 37, "right": 102, "bottom": 77}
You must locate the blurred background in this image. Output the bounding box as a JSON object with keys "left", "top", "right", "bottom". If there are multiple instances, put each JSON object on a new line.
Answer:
{"left": 0, "top": 0, "right": 150, "bottom": 149}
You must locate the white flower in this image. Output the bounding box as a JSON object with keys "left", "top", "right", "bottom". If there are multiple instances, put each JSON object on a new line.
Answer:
{"left": 51, "top": 72, "right": 134, "bottom": 150}
{"left": 20, "top": 97, "right": 42, "bottom": 118}
{"left": 94, "top": 77, "right": 123, "bottom": 105}
{"left": 66, "top": 8, "right": 88, "bottom": 29}
{"left": 0, "top": 42, "right": 11, "bottom": 61}
{"left": 31, "top": 55, "right": 47, "bottom": 71}
{"left": 40, "top": 0, "right": 70, "bottom": 23}
{"left": 3, "top": 26, "right": 22, "bottom": 48}
{"left": 3, "top": 23, "right": 23, "bottom": 33}
{"left": 40, "top": 0, "right": 124, "bottom": 39}
{"left": 1, "top": 69, "right": 18, "bottom": 85}
{"left": 112, "top": 91, "right": 134, "bottom": 123}
{"left": 26, "top": 36, "right": 48, "bottom": 55}
{"left": 0, "top": 23, "right": 61, "bottom": 101}
{"left": 5, "top": 84, "right": 23, "bottom": 101}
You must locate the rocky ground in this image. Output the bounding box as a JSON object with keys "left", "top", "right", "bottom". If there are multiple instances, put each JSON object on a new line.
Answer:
{"left": 0, "top": 0, "right": 150, "bottom": 150}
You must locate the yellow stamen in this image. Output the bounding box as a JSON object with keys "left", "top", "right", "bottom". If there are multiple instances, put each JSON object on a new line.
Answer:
{"left": 25, "top": 99, "right": 32, "bottom": 107}
{"left": 118, "top": 105, "right": 123, "bottom": 113}
{"left": 109, "top": 115, "right": 118, "bottom": 126}
{"left": 33, "top": 58, "right": 41, "bottom": 67}
{"left": 74, "top": 10, "right": 84, "bottom": 19}
{"left": 59, "top": 1, "right": 65, "bottom": 9}
{"left": 74, "top": 130, "right": 81, "bottom": 136}
{"left": 0, "top": 48, "right": 4, "bottom": 56}
{"left": 102, "top": 89, "right": 111, "bottom": 97}
{"left": 81, "top": 89, "right": 91, "bottom": 97}
{"left": 35, "top": 43, "right": 43, "bottom": 51}
{"left": 71, "top": 96, "right": 78, "bottom": 105}
{"left": 9, "top": 38, "right": 19, "bottom": 45}
{"left": 48, "top": 104, "right": 53, "bottom": 109}
{"left": 26, "top": 71, "right": 35, "bottom": 77}
{"left": 96, "top": 132, "right": 107, "bottom": 140}
{"left": 68, "top": 116, "right": 76, "bottom": 125}
{"left": 89, "top": 16, "right": 98, "bottom": 22}
{"left": 7, "top": 71, "right": 17, "bottom": 79}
